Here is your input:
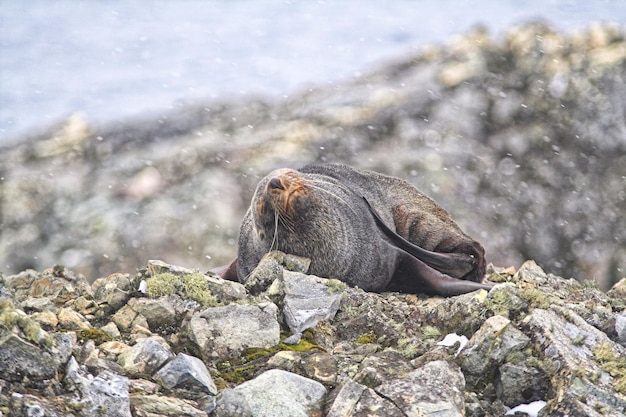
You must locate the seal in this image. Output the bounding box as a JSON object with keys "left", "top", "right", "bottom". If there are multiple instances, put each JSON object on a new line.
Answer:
{"left": 218, "top": 163, "right": 492, "bottom": 296}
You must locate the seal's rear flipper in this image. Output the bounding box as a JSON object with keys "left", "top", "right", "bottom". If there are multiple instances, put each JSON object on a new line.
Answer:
{"left": 211, "top": 258, "right": 239, "bottom": 282}
{"left": 389, "top": 249, "right": 493, "bottom": 296}
{"left": 362, "top": 196, "right": 478, "bottom": 279}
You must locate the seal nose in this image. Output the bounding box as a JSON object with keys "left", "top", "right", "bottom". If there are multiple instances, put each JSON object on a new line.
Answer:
{"left": 269, "top": 177, "right": 285, "bottom": 190}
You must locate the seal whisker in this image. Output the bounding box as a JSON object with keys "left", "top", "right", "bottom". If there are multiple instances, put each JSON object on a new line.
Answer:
{"left": 306, "top": 181, "right": 358, "bottom": 215}
{"left": 270, "top": 210, "right": 280, "bottom": 251}
{"left": 276, "top": 208, "right": 296, "bottom": 234}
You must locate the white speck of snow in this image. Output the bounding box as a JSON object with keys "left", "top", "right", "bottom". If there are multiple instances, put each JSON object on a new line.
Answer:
{"left": 436, "top": 333, "right": 469, "bottom": 356}
{"left": 505, "top": 400, "right": 547, "bottom": 417}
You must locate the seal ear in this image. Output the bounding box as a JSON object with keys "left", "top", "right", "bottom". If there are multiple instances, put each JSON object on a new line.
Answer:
{"left": 211, "top": 258, "right": 239, "bottom": 282}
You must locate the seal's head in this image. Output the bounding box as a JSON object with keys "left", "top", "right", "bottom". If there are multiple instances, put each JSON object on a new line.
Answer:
{"left": 251, "top": 168, "right": 310, "bottom": 243}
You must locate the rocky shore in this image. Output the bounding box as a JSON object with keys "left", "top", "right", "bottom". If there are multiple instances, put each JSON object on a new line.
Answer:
{"left": 1, "top": 255, "right": 625, "bottom": 416}
{"left": 0, "top": 22, "right": 624, "bottom": 289}
{"left": 0, "top": 21, "right": 625, "bottom": 416}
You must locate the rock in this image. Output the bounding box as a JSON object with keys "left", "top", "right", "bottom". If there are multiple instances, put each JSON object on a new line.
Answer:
{"left": 154, "top": 352, "right": 217, "bottom": 395}
{"left": 376, "top": 360, "right": 466, "bottom": 417}
{"left": 282, "top": 270, "right": 344, "bottom": 335}
{"left": 616, "top": 311, "right": 626, "bottom": 347}
{"left": 300, "top": 352, "right": 339, "bottom": 385}
{"left": 247, "top": 254, "right": 285, "bottom": 295}
{"left": 522, "top": 307, "right": 626, "bottom": 416}
{"left": 3, "top": 266, "right": 93, "bottom": 306}
{"left": 187, "top": 302, "right": 280, "bottom": 359}
{"left": 0, "top": 333, "right": 58, "bottom": 381}
{"left": 64, "top": 356, "right": 131, "bottom": 417}
{"left": 117, "top": 338, "right": 173, "bottom": 377}
{"left": 496, "top": 362, "right": 549, "bottom": 407}
{"left": 326, "top": 379, "right": 405, "bottom": 417}
{"left": 92, "top": 273, "right": 134, "bottom": 312}
{"left": 146, "top": 259, "right": 247, "bottom": 305}
{"left": 112, "top": 303, "right": 149, "bottom": 332}
{"left": 354, "top": 350, "right": 414, "bottom": 388}
{"left": 214, "top": 369, "right": 326, "bottom": 417}
{"left": 130, "top": 394, "right": 208, "bottom": 417}
{"left": 127, "top": 297, "right": 177, "bottom": 330}
{"left": 0, "top": 257, "right": 625, "bottom": 417}
{"left": 57, "top": 307, "right": 92, "bottom": 330}
{"left": 459, "top": 315, "right": 530, "bottom": 386}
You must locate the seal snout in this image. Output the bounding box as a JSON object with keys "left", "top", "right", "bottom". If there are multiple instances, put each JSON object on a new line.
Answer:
{"left": 268, "top": 177, "right": 285, "bottom": 191}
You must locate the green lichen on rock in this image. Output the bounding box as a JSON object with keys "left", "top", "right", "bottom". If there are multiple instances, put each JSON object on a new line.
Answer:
{"left": 355, "top": 332, "right": 377, "bottom": 344}
{"left": 421, "top": 326, "right": 442, "bottom": 339}
{"left": 77, "top": 328, "right": 113, "bottom": 345}
{"left": 0, "top": 300, "right": 52, "bottom": 349}
{"left": 215, "top": 330, "right": 325, "bottom": 387}
{"left": 519, "top": 287, "right": 551, "bottom": 309}
{"left": 324, "top": 278, "right": 348, "bottom": 294}
{"left": 592, "top": 342, "right": 626, "bottom": 394}
{"left": 145, "top": 271, "right": 217, "bottom": 307}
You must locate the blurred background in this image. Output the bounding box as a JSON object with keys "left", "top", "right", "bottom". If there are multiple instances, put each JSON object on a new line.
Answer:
{"left": 1, "top": 0, "right": 624, "bottom": 141}
{"left": 1, "top": 1, "right": 625, "bottom": 290}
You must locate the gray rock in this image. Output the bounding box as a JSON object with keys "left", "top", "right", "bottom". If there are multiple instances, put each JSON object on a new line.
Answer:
{"left": 92, "top": 273, "right": 134, "bottom": 312}
{"left": 459, "top": 315, "right": 530, "bottom": 384}
{"left": 130, "top": 394, "right": 207, "bottom": 417}
{"left": 188, "top": 302, "right": 280, "bottom": 359}
{"left": 64, "top": 356, "right": 131, "bottom": 417}
{"left": 376, "top": 360, "right": 466, "bottom": 417}
{"left": 117, "top": 338, "right": 173, "bottom": 377}
{"left": 243, "top": 252, "right": 285, "bottom": 295}
{"left": 4, "top": 266, "right": 93, "bottom": 306}
{"left": 204, "top": 273, "right": 247, "bottom": 303}
{"left": 523, "top": 307, "right": 626, "bottom": 416}
{"left": 214, "top": 369, "right": 326, "bottom": 417}
{"left": 154, "top": 352, "right": 217, "bottom": 395}
{"left": 354, "top": 350, "right": 414, "bottom": 388}
{"left": 282, "top": 270, "right": 343, "bottom": 334}
{"left": 0, "top": 333, "right": 58, "bottom": 381}
{"left": 326, "top": 379, "right": 405, "bottom": 417}
{"left": 496, "top": 362, "right": 549, "bottom": 407}
{"left": 616, "top": 310, "right": 626, "bottom": 347}
{"left": 127, "top": 297, "right": 177, "bottom": 330}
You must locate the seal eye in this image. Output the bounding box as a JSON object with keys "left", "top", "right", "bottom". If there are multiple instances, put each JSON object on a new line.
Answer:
{"left": 269, "top": 177, "right": 285, "bottom": 190}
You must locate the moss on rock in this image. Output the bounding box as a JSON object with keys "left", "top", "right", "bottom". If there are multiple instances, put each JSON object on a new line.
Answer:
{"left": 146, "top": 271, "right": 217, "bottom": 307}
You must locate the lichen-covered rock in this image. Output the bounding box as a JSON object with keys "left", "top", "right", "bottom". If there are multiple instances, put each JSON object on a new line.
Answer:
{"left": 0, "top": 333, "right": 59, "bottom": 381}
{"left": 0, "top": 256, "right": 625, "bottom": 417}
{"left": 214, "top": 369, "right": 326, "bottom": 417}
{"left": 523, "top": 307, "right": 626, "bottom": 416}
{"left": 4, "top": 266, "right": 93, "bottom": 307}
{"left": 187, "top": 302, "right": 280, "bottom": 359}
{"left": 244, "top": 251, "right": 311, "bottom": 295}
{"left": 459, "top": 315, "right": 530, "bottom": 387}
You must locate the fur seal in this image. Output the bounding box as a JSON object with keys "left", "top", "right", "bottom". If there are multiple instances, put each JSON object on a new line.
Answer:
{"left": 219, "top": 163, "right": 492, "bottom": 296}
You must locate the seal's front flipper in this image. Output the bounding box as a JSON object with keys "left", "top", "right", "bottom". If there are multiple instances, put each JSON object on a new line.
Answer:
{"left": 362, "top": 197, "right": 476, "bottom": 278}
{"left": 211, "top": 258, "right": 239, "bottom": 282}
{"left": 388, "top": 249, "right": 493, "bottom": 296}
